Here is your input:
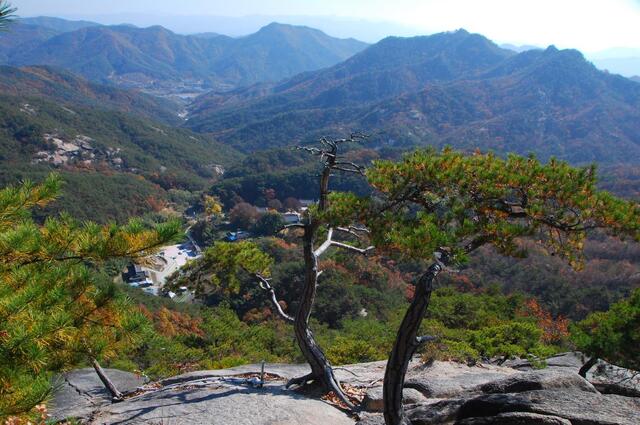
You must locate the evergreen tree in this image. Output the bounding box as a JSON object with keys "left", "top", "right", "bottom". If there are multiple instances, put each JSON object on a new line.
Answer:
{"left": 253, "top": 212, "right": 286, "bottom": 236}
{"left": 329, "top": 148, "right": 640, "bottom": 425}
{"left": 0, "top": 1, "right": 16, "bottom": 30}
{"left": 0, "top": 175, "right": 179, "bottom": 419}
{"left": 171, "top": 135, "right": 373, "bottom": 408}
{"left": 571, "top": 288, "right": 640, "bottom": 375}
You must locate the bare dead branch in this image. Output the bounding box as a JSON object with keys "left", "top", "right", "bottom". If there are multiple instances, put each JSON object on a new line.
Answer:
{"left": 332, "top": 161, "right": 366, "bottom": 175}
{"left": 335, "top": 227, "right": 362, "bottom": 239}
{"left": 286, "top": 373, "right": 315, "bottom": 388}
{"left": 315, "top": 227, "right": 374, "bottom": 257}
{"left": 295, "top": 146, "right": 324, "bottom": 156}
{"left": 330, "top": 241, "right": 374, "bottom": 255}
{"left": 314, "top": 228, "right": 334, "bottom": 257}
{"left": 254, "top": 273, "right": 294, "bottom": 323}
{"left": 333, "top": 166, "right": 365, "bottom": 175}
{"left": 333, "top": 367, "right": 360, "bottom": 377}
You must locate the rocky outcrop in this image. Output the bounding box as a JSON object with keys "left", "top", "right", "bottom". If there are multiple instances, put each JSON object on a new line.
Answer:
{"left": 456, "top": 412, "right": 572, "bottom": 425}
{"left": 363, "top": 387, "right": 426, "bottom": 412}
{"left": 404, "top": 361, "right": 518, "bottom": 398}
{"left": 49, "top": 368, "right": 148, "bottom": 422}
{"left": 588, "top": 359, "right": 640, "bottom": 398}
{"left": 478, "top": 369, "right": 598, "bottom": 394}
{"left": 358, "top": 353, "right": 640, "bottom": 425}
{"left": 50, "top": 354, "right": 639, "bottom": 425}
{"left": 452, "top": 390, "right": 640, "bottom": 425}
{"left": 50, "top": 363, "right": 360, "bottom": 425}
{"left": 89, "top": 380, "right": 355, "bottom": 425}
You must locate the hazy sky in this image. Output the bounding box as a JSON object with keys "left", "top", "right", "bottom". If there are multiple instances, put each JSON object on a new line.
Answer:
{"left": 13, "top": 0, "right": 640, "bottom": 51}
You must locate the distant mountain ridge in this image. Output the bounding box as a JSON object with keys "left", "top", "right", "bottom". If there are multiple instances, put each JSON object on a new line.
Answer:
{"left": 0, "top": 23, "right": 58, "bottom": 63}
{"left": 19, "top": 16, "right": 102, "bottom": 32}
{"left": 187, "top": 30, "right": 640, "bottom": 165}
{"left": 188, "top": 29, "right": 515, "bottom": 123}
{"left": 2, "top": 21, "right": 368, "bottom": 91}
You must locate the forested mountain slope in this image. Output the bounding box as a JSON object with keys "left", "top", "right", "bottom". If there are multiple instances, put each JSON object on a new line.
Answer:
{"left": 3, "top": 22, "right": 368, "bottom": 90}
{"left": 0, "top": 65, "right": 182, "bottom": 124}
{"left": 0, "top": 70, "right": 241, "bottom": 221}
{"left": 188, "top": 30, "right": 640, "bottom": 165}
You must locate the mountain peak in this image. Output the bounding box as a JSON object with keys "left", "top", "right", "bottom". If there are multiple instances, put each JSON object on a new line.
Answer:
{"left": 453, "top": 28, "right": 471, "bottom": 35}
{"left": 541, "top": 46, "right": 588, "bottom": 65}
{"left": 256, "top": 22, "right": 314, "bottom": 34}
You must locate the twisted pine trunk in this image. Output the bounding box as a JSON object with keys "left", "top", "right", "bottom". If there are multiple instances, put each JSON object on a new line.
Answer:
{"left": 383, "top": 262, "right": 442, "bottom": 425}
{"left": 288, "top": 222, "right": 353, "bottom": 408}
{"left": 285, "top": 149, "right": 353, "bottom": 408}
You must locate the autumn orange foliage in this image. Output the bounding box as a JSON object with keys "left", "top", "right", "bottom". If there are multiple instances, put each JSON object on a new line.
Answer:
{"left": 519, "top": 299, "right": 569, "bottom": 344}
{"left": 138, "top": 305, "right": 204, "bottom": 337}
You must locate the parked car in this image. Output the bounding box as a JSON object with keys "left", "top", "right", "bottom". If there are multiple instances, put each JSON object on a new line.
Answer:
{"left": 129, "top": 278, "right": 153, "bottom": 288}
{"left": 142, "top": 286, "right": 159, "bottom": 296}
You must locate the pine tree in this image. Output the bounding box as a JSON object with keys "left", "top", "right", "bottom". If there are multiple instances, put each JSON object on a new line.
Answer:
{"left": 571, "top": 288, "right": 640, "bottom": 376}
{"left": 0, "top": 1, "right": 16, "bottom": 30}
{"left": 170, "top": 135, "right": 373, "bottom": 408}
{"left": 330, "top": 148, "right": 640, "bottom": 425}
{"left": 0, "top": 174, "right": 179, "bottom": 419}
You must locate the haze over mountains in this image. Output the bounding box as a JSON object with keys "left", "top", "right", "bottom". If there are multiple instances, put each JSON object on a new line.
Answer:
{"left": 1, "top": 16, "right": 640, "bottom": 222}
{"left": 1, "top": 19, "right": 367, "bottom": 92}
{"left": 588, "top": 47, "right": 640, "bottom": 78}
{"left": 20, "top": 16, "right": 101, "bottom": 32}
{"left": 187, "top": 29, "right": 640, "bottom": 165}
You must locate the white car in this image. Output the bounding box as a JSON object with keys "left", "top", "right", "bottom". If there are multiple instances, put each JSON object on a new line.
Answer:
{"left": 129, "top": 279, "right": 153, "bottom": 288}
{"left": 142, "top": 286, "right": 159, "bottom": 296}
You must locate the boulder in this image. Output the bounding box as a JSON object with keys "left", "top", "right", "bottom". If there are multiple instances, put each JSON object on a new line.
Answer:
{"left": 362, "top": 387, "right": 427, "bottom": 412}
{"left": 404, "top": 360, "right": 517, "bottom": 397}
{"left": 403, "top": 389, "right": 640, "bottom": 425}
{"left": 588, "top": 361, "right": 640, "bottom": 398}
{"left": 456, "top": 412, "right": 571, "bottom": 425}
{"left": 406, "top": 398, "right": 468, "bottom": 424}
{"left": 501, "top": 352, "right": 588, "bottom": 371}
{"left": 479, "top": 369, "right": 598, "bottom": 394}
{"left": 453, "top": 390, "right": 640, "bottom": 425}
{"left": 544, "top": 352, "right": 588, "bottom": 369}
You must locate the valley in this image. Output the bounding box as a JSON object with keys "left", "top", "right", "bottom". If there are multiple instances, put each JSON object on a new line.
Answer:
{"left": 0, "top": 10, "right": 639, "bottom": 425}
